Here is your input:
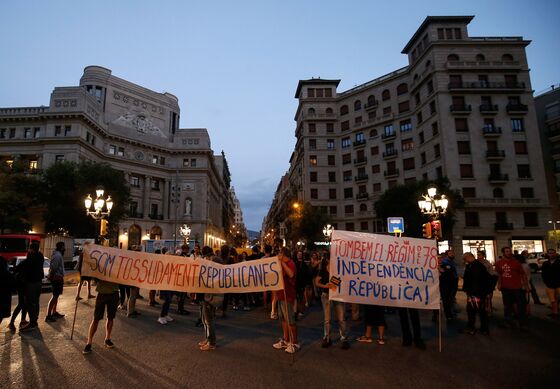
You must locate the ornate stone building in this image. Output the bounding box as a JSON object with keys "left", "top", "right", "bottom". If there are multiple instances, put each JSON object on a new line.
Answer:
{"left": 264, "top": 16, "right": 551, "bottom": 262}
{"left": 0, "top": 65, "right": 233, "bottom": 249}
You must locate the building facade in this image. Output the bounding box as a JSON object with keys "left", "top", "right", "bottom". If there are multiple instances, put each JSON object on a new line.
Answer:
{"left": 264, "top": 16, "right": 551, "bottom": 262}
{"left": 0, "top": 65, "right": 233, "bottom": 250}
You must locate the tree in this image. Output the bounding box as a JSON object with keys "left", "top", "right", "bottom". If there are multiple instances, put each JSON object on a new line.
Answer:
{"left": 0, "top": 160, "right": 42, "bottom": 233}
{"left": 374, "top": 178, "right": 463, "bottom": 240}
{"left": 41, "top": 161, "right": 130, "bottom": 238}
{"left": 287, "top": 202, "right": 330, "bottom": 248}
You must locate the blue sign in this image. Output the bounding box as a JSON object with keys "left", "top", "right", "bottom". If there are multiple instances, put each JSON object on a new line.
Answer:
{"left": 387, "top": 217, "right": 405, "bottom": 233}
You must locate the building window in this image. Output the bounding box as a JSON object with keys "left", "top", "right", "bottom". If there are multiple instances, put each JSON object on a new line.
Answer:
{"left": 190, "top": 159, "right": 197, "bottom": 167}
{"left": 328, "top": 155, "right": 335, "bottom": 166}
{"left": 309, "top": 155, "right": 317, "bottom": 166}
{"left": 524, "top": 212, "right": 539, "bottom": 227}
{"left": 402, "top": 138, "right": 414, "bottom": 151}
{"left": 326, "top": 123, "right": 334, "bottom": 133}
{"left": 398, "top": 101, "right": 410, "bottom": 113}
{"left": 307, "top": 88, "right": 315, "bottom": 98}
{"left": 382, "top": 89, "right": 390, "bottom": 101}
{"left": 460, "top": 164, "right": 474, "bottom": 178}
{"left": 0, "top": 128, "right": 5, "bottom": 139}
{"left": 183, "top": 159, "right": 190, "bottom": 167}
{"left": 419, "top": 131, "right": 425, "bottom": 144}
{"left": 328, "top": 171, "right": 336, "bottom": 182}
{"left": 310, "top": 172, "right": 317, "bottom": 182}
{"left": 356, "top": 132, "right": 365, "bottom": 142}
{"left": 131, "top": 176, "right": 140, "bottom": 188}
{"left": 341, "top": 137, "right": 351, "bottom": 148}
{"left": 24, "top": 128, "right": 32, "bottom": 138}
{"left": 514, "top": 141, "right": 528, "bottom": 154}
{"left": 329, "top": 189, "right": 337, "bottom": 199}
{"left": 55, "top": 155, "right": 65, "bottom": 163}
{"left": 436, "top": 166, "right": 443, "bottom": 179}
{"left": 502, "top": 54, "right": 514, "bottom": 62}
{"left": 310, "top": 188, "right": 318, "bottom": 199}
{"left": 403, "top": 157, "right": 415, "bottom": 170}
{"left": 343, "top": 170, "right": 352, "bottom": 182}
{"left": 434, "top": 144, "right": 440, "bottom": 158}
{"left": 431, "top": 122, "right": 439, "bottom": 136}
{"left": 457, "top": 141, "right": 471, "bottom": 155}
{"left": 511, "top": 118, "right": 524, "bottom": 132}
{"left": 370, "top": 146, "right": 379, "bottom": 155}
{"left": 397, "top": 83, "right": 408, "bottom": 95}
{"left": 493, "top": 187, "right": 504, "bottom": 198}
{"left": 400, "top": 120, "right": 412, "bottom": 133}
{"left": 329, "top": 206, "right": 337, "bottom": 215}
{"left": 360, "top": 221, "right": 369, "bottom": 231}
{"left": 340, "top": 105, "right": 349, "bottom": 115}
{"left": 371, "top": 164, "right": 380, "bottom": 174}
{"left": 429, "top": 101, "right": 436, "bottom": 115}
{"left": 354, "top": 100, "right": 362, "bottom": 111}
{"left": 517, "top": 164, "right": 531, "bottom": 179}
{"left": 372, "top": 183, "right": 381, "bottom": 192}
{"left": 109, "top": 145, "right": 117, "bottom": 155}
{"left": 327, "top": 139, "right": 335, "bottom": 150}
{"left": 420, "top": 152, "right": 426, "bottom": 165}
{"left": 520, "top": 187, "right": 534, "bottom": 198}
{"left": 150, "top": 204, "right": 159, "bottom": 218}
{"left": 462, "top": 187, "right": 476, "bottom": 198}
{"left": 309, "top": 139, "right": 317, "bottom": 150}
{"left": 341, "top": 121, "right": 350, "bottom": 131}
{"left": 417, "top": 111, "right": 423, "bottom": 124}
{"left": 9, "top": 128, "right": 16, "bottom": 138}
{"left": 308, "top": 123, "right": 316, "bottom": 133}
{"left": 383, "top": 106, "right": 392, "bottom": 115}
{"left": 117, "top": 147, "right": 125, "bottom": 157}
{"left": 383, "top": 124, "right": 394, "bottom": 136}
{"left": 344, "top": 188, "right": 353, "bottom": 199}
{"left": 152, "top": 155, "right": 159, "bottom": 164}
{"left": 345, "top": 223, "right": 355, "bottom": 231}
{"left": 342, "top": 154, "right": 351, "bottom": 164}
{"left": 129, "top": 202, "right": 138, "bottom": 216}
{"left": 151, "top": 180, "right": 160, "bottom": 191}
{"left": 55, "top": 126, "right": 62, "bottom": 136}
{"left": 465, "top": 212, "right": 479, "bottom": 227}
{"left": 33, "top": 127, "right": 40, "bottom": 138}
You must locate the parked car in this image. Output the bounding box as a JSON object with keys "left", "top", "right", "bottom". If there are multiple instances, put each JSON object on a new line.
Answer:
{"left": 9, "top": 256, "right": 52, "bottom": 287}
{"left": 526, "top": 252, "right": 545, "bottom": 273}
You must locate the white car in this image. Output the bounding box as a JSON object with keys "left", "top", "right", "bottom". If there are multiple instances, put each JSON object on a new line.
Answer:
{"left": 10, "top": 256, "right": 52, "bottom": 287}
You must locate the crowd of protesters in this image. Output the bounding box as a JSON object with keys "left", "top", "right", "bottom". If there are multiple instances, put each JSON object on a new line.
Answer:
{"left": 1, "top": 241, "right": 559, "bottom": 356}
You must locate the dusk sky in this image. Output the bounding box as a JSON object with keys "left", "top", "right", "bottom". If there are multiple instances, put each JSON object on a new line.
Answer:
{"left": 1, "top": 0, "right": 559, "bottom": 231}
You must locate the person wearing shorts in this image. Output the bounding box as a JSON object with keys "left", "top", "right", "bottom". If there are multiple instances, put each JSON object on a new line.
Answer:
{"left": 46, "top": 242, "right": 66, "bottom": 323}
{"left": 83, "top": 280, "right": 120, "bottom": 354}
{"left": 272, "top": 247, "right": 299, "bottom": 354}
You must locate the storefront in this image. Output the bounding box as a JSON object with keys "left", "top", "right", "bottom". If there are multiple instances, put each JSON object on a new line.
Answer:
{"left": 462, "top": 239, "right": 496, "bottom": 264}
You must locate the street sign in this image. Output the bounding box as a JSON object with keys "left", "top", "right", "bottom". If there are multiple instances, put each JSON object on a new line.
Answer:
{"left": 387, "top": 217, "right": 404, "bottom": 234}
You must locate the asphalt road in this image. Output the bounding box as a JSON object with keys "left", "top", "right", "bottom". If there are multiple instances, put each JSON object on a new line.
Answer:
{"left": 1, "top": 276, "right": 558, "bottom": 388}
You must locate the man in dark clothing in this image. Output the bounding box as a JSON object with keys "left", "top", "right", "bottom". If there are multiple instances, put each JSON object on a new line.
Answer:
{"left": 440, "top": 249, "right": 459, "bottom": 320}
{"left": 462, "top": 252, "right": 490, "bottom": 335}
{"left": 19, "top": 242, "right": 44, "bottom": 331}
{"left": 542, "top": 248, "right": 560, "bottom": 318}
{"left": 398, "top": 308, "right": 425, "bottom": 350}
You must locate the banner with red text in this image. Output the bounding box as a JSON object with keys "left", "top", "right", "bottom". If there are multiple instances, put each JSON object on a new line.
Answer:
{"left": 329, "top": 230, "right": 440, "bottom": 309}
{"left": 82, "top": 244, "right": 284, "bottom": 293}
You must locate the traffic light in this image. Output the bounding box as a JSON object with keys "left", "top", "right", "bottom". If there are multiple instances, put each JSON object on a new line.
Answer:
{"left": 422, "top": 222, "right": 432, "bottom": 238}
{"left": 431, "top": 220, "right": 442, "bottom": 240}
{"left": 100, "top": 219, "right": 109, "bottom": 236}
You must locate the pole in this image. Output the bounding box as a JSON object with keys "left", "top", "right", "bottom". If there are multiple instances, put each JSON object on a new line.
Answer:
{"left": 70, "top": 298, "right": 79, "bottom": 340}
{"left": 439, "top": 300, "right": 442, "bottom": 353}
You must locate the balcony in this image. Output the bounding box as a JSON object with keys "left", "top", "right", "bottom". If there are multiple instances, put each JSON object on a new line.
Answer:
{"left": 448, "top": 81, "right": 525, "bottom": 91}
{"left": 450, "top": 104, "right": 472, "bottom": 114}
{"left": 506, "top": 104, "right": 528, "bottom": 113}
{"left": 494, "top": 222, "right": 514, "bottom": 231}
{"left": 482, "top": 126, "right": 502, "bottom": 136}
{"left": 353, "top": 157, "right": 367, "bottom": 165}
{"left": 488, "top": 173, "right": 509, "bottom": 183}
{"left": 343, "top": 176, "right": 353, "bottom": 182}
{"left": 384, "top": 169, "right": 399, "bottom": 178}
{"left": 364, "top": 100, "right": 378, "bottom": 110}
{"left": 486, "top": 150, "right": 506, "bottom": 159}
{"left": 149, "top": 214, "right": 164, "bottom": 220}
{"left": 354, "top": 174, "right": 369, "bottom": 182}
{"left": 446, "top": 60, "right": 521, "bottom": 70}
{"left": 479, "top": 104, "right": 499, "bottom": 113}
{"left": 381, "top": 132, "right": 396, "bottom": 141}
{"left": 129, "top": 212, "right": 143, "bottom": 219}
{"left": 356, "top": 192, "right": 369, "bottom": 200}
{"left": 382, "top": 149, "right": 398, "bottom": 159}
{"left": 353, "top": 139, "right": 366, "bottom": 148}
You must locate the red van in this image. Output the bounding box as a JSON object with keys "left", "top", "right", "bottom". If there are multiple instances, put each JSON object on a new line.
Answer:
{"left": 0, "top": 234, "right": 41, "bottom": 262}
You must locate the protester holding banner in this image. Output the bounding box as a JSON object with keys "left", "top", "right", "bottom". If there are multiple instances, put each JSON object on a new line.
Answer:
{"left": 199, "top": 246, "right": 223, "bottom": 351}
{"left": 272, "top": 247, "right": 299, "bottom": 354}
{"left": 315, "top": 257, "right": 349, "bottom": 349}
{"left": 82, "top": 279, "right": 120, "bottom": 354}
{"left": 357, "top": 305, "right": 386, "bottom": 345}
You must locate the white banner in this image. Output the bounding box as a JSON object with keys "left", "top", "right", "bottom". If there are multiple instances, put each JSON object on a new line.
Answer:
{"left": 329, "top": 230, "right": 440, "bottom": 310}
{"left": 82, "top": 243, "right": 284, "bottom": 293}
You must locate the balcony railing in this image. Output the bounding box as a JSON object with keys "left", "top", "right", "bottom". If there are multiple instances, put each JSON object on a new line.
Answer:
{"left": 479, "top": 104, "right": 499, "bottom": 112}
{"left": 354, "top": 174, "right": 369, "bottom": 182}
{"left": 450, "top": 104, "right": 472, "bottom": 113}
{"left": 353, "top": 139, "right": 366, "bottom": 147}
{"left": 448, "top": 81, "right": 525, "bottom": 90}
{"left": 149, "top": 214, "right": 164, "bottom": 220}
{"left": 353, "top": 157, "right": 367, "bottom": 165}
{"left": 364, "top": 100, "right": 378, "bottom": 110}
{"left": 482, "top": 126, "right": 502, "bottom": 136}
{"left": 494, "top": 222, "right": 514, "bottom": 231}
{"left": 382, "top": 149, "right": 398, "bottom": 158}
{"left": 381, "top": 132, "right": 396, "bottom": 141}
{"left": 343, "top": 176, "right": 353, "bottom": 182}
{"left": 384, "top": 169, "right": 399, "bottom": 177}
{"left": 356, "top": 192, "right": 369, "bottom": 200}
{"left": 129, "top": 212, "right": 143, "bottom": 218}
{"left": 506, "top": 104, "right": 528, "bottom": 112}
{"left": 488, "top": 173, "right": 509, "bottom": 182}
{"left": 486, "top": 150, "right": 505, "bottom": 158}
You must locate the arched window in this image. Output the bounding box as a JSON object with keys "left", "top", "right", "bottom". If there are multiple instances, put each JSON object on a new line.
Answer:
{"left": 382, "top": 89, "right": 390, "bottom": 101}
{"left": 493, "top": 188, "right": 504, "bottom": 198}
{"left": 369, "top": 129, "right": 378, "bottom": 137}
{"left": 307, "top": 107, "right": 315, "bottom": 115}
{"left": 354, "top": 100, "right": 362, "bottom": 111}
{"left": 447, "top": 54, "right": 459, "bottom": 61}
{"left": 150, "top": 226, "right": 162, "bottom": 240}
{"left": 475, "top": 54, "right": 486, "bottom": 61}
{"left": 502, "top": 53, "right": 514, "bottom": 62}
{"left": 340, "top": 105, "right": 349, "bottom": 115}
{"left": 128, "top": 224, "right": 142, "bottom": 249}
{"left": 185, "top": 198, "right": 193, "bottom": 216}
{"left": 325, "top": 107, "right": 333, "bottom": 114}
{"left": 397, "top": 83, "right": 408, "bottom": 95}
{"left": 367, "top": 95, "right": 376, "bottom": 106}
{"left": 359, "top": 203, "right": 367, "bottom": 212}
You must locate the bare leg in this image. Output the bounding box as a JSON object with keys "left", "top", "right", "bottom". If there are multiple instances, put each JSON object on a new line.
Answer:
{"left": 87, "top": 320, "right": 99, "bottom": 345}
{"left": 105, "top": 319, "right": 114, "bottom": 340}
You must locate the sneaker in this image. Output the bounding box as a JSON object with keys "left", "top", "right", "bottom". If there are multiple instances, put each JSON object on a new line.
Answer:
{"left": 53, "top": 312, "right": 65, "bottom": 318}
{"left": 157, "top": 317, "right": 168, "bottom": 325}
{"left": 104, "top": 339, "right": 114, "bottom": 349}
{"left": 356, "top": 336, "right": 373, "bottom": 343}
{"left": 273, "top": 339, "right": 288, "bottom": 349}
{"left": 285, "top": 343, "right": 300, "bottom": 354}
{"left": 83, "top": 344, "right": 92, "bottom": 354}
{"left": 164, "top": 315, "right": 174, "bottom": 322}
{"left": 321, "top": 338, "right": 331, "bottom": 348}
{"left": 198, "top": 340, "right": 208, "bottom": 347}
{"left": 199, "top": 343, "right": 216, "bottom": 351}
{"left": 376, "top": 338, "right": 386, "bottom": 345}
{"left": 45, "top": 315, "right": 57, "bottom": 323}
{"left": 340, "top": 340, "right": 350, "bottom": 350}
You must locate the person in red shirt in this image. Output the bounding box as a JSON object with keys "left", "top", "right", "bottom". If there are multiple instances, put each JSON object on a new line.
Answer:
{"left": 495, "top": 246, "right": 529, "bottom": 330}
{"left": 272, "top": 247, "right": 299, "bottom": 354}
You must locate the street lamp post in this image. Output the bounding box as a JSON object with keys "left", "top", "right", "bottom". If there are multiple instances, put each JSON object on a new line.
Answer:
{"left": 418, "top": 186, "right": 448, "bottom": 243}
{"left": 548, "top": 220, "right": 560, "bottom": 250}
{"left": 323, "top": 224, "right": 334, "bottom": 242}
{"left": 84, "top": 187, "right": 113, "bottom": 244}
{"left": 180, "top": 224, "right": 191, "bottom": 245}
